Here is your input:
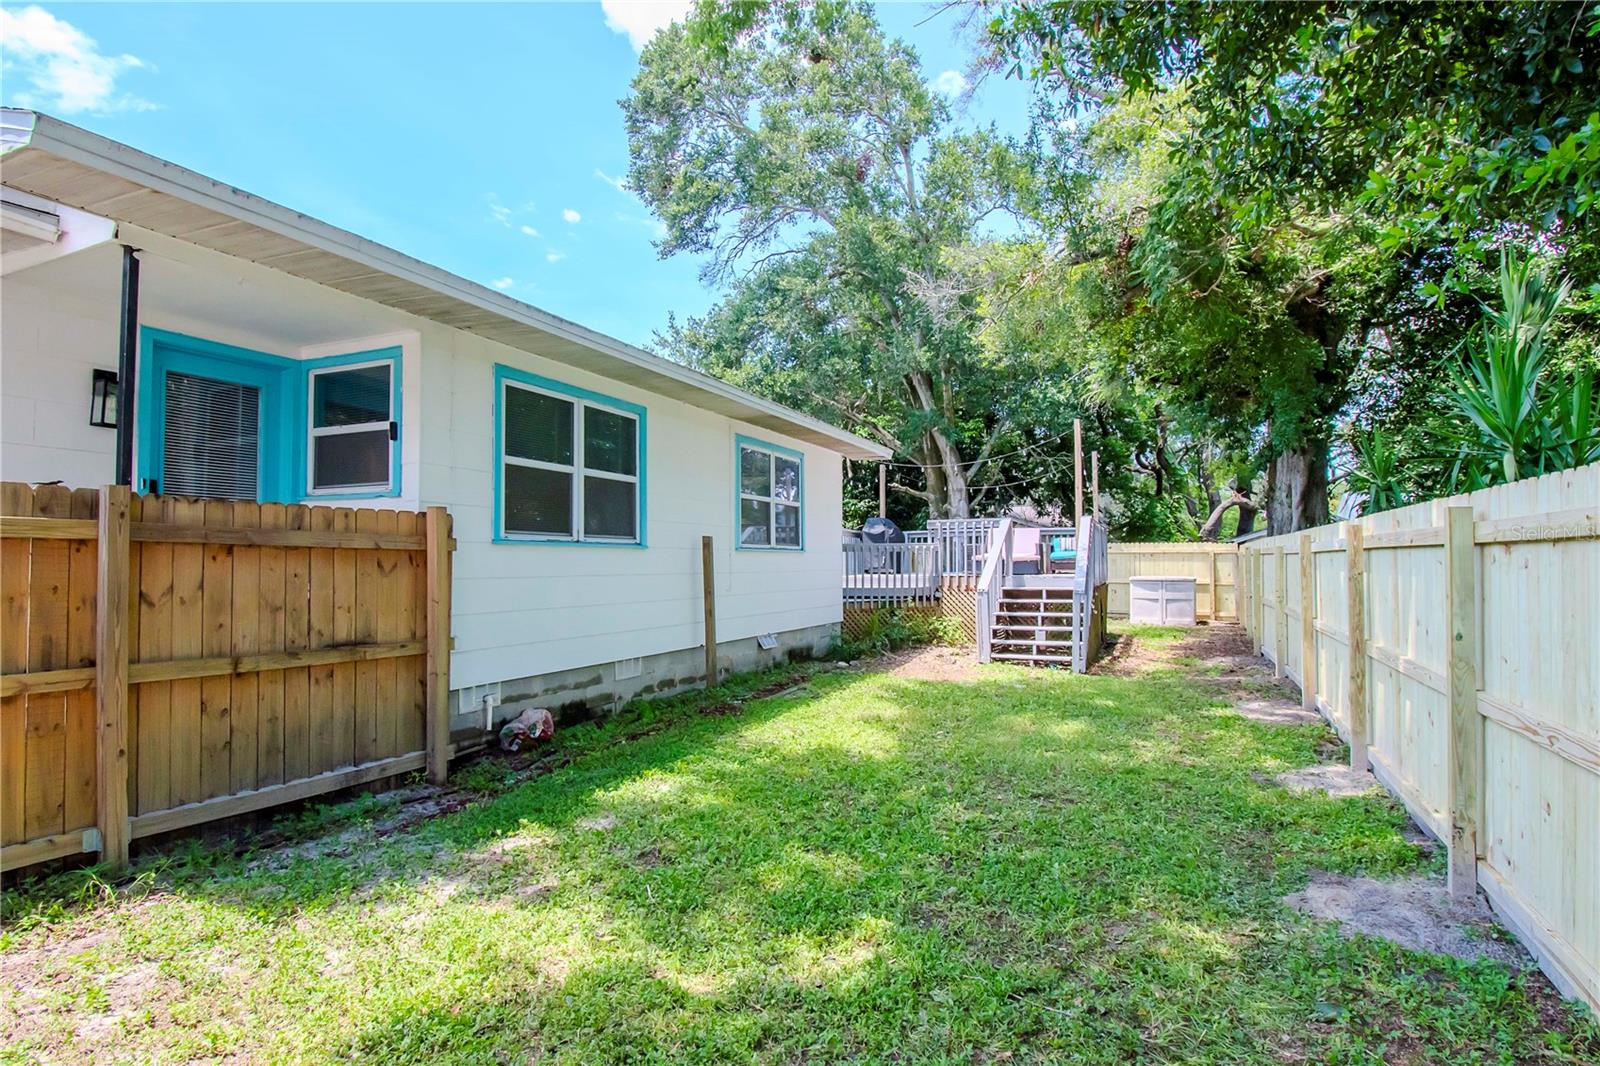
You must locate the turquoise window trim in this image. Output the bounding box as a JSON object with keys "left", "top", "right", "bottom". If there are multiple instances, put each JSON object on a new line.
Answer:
{"left": 137, "top": 327, "right": 299, "bottom": 502}
{"left": 492, "top": 363, "right": 648, "bottom": 547}
{"left": 734, "top": 433, "right": 805, "bottom": 551}
{"left": 136, "top": 327, "right": 403, "bottom": 504}
{"left": 301, "top": 347, "right": 403, "bottom": 500}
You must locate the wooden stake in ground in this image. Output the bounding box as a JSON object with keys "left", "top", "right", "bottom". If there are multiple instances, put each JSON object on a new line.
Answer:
{"left": 701, "top": 535, "right": 718, "bottom": 686}
{"left": 1073, "top": 419, "right": 1083, "bottom": 525}
{"left": 1091, "top": 451, "right": 1099, "bottom": 517}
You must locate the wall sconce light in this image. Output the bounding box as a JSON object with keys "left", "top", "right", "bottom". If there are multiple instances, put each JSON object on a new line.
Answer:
{"left": 90, "top": 368, "right": 118, "bottom": 428}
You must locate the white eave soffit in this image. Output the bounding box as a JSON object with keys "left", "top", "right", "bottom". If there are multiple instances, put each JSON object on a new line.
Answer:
{"left": 0, "top": 109, "right": 891, "bottom": 461}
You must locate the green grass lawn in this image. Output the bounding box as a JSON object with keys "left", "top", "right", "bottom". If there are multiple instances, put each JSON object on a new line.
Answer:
{"left": 3, "top": 628, "right": 1595, "bottom": 1064}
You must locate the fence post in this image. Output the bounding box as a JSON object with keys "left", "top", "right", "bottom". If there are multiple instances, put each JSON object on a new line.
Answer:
{"left": 1445, "top": 505, "right": 1483, "bottom": 902}
{"left": 424, "top": 507, "right": 453, "bottom": 786}
{"left": 701, "top": 535, "right": 718, "bottom": 686}
{"left": 1299, "top": 532, "right": 1316, "bottom": 712}
{"left": 1209, "top": 548, "right": 1220, "bottom": 622}
{"left": 1274, "top": 548, "right": 1287, "bottom": 677}
{"left": 95, "top": 485, "right": 131, "bottom": 870}
{"left": 1345, "top": 523, "right": 1369, "bottom": 773}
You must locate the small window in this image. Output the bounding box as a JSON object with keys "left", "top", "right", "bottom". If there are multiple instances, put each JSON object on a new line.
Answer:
{"left": 499, "top": 374, "right": 642, "bottom": 543}
{"left": 738, "top": 439, "right": 803, "bottom": 549}
{"left": 307, "top": 361, "right": 395, "bottom": 494}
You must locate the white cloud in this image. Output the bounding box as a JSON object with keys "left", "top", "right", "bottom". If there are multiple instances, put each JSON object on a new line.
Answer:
{"left": 0, "top": 5, "right": 154, "bottom": 114}
{"left": 519, "top": 224, "right": 540, "bottom": 237}
{"left": 933, "top": 69, "right": 969, "bottom": 97}
{"left": 545, "top": 251, "right": 566, "bottom": 263}
{"left": 562, "top": 208, "right": 582, "bottom": 224}
{"left": 600, "top": 0, "right": 693, "bottom": 52}
{"left": 595, "top": 168, "right": 632, "bottom": 196}
{"left": 490, "top": 277, "right": 514, "bottom": 290}
{"left": 487, "top": 196, "right": 513, "bottom": 227}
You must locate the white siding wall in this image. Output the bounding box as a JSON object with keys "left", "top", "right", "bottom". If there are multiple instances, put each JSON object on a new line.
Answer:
{"left": 1, "top": 226, "right": 845, "bottom": 694}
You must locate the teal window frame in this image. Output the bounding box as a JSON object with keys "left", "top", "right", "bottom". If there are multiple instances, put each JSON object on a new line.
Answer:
{"left": 735, "top": 434, "right": 805, "bottom": 551}
{"left": 301, "top": 348, "right": 403, "bottom": 501}
{"left": 492, "top": 363, "right": 648, "bottom": 547}
{"left": 136, "top": 327, "right": 402, "bottom": 503}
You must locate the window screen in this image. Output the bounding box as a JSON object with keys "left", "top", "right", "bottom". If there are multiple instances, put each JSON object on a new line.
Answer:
{"left": 738, "top": 443, "right": 802, "bottom": 548}
{"left": 308, "top": 362, "right": 394, "bottom": 493}
{"left": 501, "top": 378, "right": 640, "bottom": 542}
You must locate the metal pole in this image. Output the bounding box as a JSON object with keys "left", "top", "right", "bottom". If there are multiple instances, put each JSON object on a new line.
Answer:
{"left": 878, "top": 463, "right": 886, "bottom": 517}
{"left": 114, "top": 245, "right": 141, "bottom": 487}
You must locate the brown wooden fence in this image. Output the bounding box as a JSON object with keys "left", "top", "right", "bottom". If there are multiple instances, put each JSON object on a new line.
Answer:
{"left": 1, "top": 483, "right": 454, "bottom": 873}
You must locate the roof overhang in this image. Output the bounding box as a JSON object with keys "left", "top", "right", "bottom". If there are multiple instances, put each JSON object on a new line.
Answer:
{"left": 0, "top": 109, "right": 890, "bottom": 460}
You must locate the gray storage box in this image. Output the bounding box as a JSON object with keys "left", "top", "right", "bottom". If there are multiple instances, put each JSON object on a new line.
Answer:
{"left": 1129, "top": 576, "right": 1198, "bottom": 626}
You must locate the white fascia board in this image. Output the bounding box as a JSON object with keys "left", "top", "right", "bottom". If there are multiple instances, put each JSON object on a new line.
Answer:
{"left": 4, "top": 110, "right": 892, "bottom": 461}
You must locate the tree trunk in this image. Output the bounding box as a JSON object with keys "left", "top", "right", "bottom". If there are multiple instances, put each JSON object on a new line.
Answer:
{"left": 905, "top": 369, "right": 971, "bottom": 517}
{"left": 1198, "top": 492, "right": 1251, "bottom": 541}
{"left": 1266, "top": 440, "right": 1330, "bottom": 534}
{"left": 1234, "top": 492, "right": 1259, "bottom": 537}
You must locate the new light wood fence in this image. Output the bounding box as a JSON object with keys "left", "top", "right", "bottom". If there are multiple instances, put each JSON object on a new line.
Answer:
{"left": 1, "top": 483, "right": 455, "bottom": 873}
{"left": 1239, "top": 464, "right": 1599, "bottom": 1012}
{"left": 1107, "top": 542, "right": 1239, "bottom": 621}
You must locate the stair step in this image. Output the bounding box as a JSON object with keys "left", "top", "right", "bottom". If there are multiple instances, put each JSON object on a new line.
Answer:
{"left": 994, "top": 610, "right": 1075, "bottom": 618}
{"left": 992, "top": 652, "right": 1075, "bottom": 663}
{"left": 985, "top": 633, "right": 1075, "bottom": 643}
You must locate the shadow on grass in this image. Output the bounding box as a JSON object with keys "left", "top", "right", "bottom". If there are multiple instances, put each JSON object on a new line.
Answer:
{"left": 8, "top": 647, "right": 1594, "bottom": 1065}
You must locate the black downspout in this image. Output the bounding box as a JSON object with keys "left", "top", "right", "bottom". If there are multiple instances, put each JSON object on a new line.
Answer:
{"left": 115, "top": 245, "right": 140, "bottom": 487}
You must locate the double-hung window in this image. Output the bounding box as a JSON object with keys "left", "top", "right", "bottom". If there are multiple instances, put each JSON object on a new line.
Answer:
{"left": 498, "top": 368, "right": 644, "bottom": 544}
{"left": 306, "top": 359, "right": 397, "bottom": 495}
{"left": 737, "top": 438, "right": 803, "bottom": 549}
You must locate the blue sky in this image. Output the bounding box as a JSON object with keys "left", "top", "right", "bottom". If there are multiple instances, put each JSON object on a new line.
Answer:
{"left": 1, "top": 2, "right": 1034, "bottom": 348}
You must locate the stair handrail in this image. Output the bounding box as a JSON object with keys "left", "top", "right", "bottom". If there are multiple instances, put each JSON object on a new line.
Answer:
{"left": 975, "top": 516, "right": 1015, "bottom": 663}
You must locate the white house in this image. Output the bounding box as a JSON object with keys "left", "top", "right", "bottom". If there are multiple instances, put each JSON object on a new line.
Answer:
{"left": 0, "top": 109, "right": 889, "bottom": 730}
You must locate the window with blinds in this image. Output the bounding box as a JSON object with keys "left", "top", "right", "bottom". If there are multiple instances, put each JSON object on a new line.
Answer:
{"left": 499, "top": 377, "right": 641, "bottom": 543}
{"left": 162, "top": 371, "right": 261, "bottom": 500}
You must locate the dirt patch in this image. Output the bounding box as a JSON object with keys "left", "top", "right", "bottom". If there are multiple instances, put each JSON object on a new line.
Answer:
{"left": 1284, "top": 872, "right": 1527, "bottom": 968}
{"left": 1230, "top": 696, "right": 1323, "bottom": 726}
{"left": 1274, "top": 764, "right": 1379, "bottom": 798}
{"left": 879, "top": 645, "right": 982, "bottom": 682}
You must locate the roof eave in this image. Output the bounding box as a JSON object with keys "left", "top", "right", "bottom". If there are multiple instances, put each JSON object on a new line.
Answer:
{"left": 0, "top": 109, "right": 891, "bottom": 461}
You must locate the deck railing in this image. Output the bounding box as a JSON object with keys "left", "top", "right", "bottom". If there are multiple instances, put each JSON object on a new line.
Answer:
{"left": 842, "top": 541, "right": 942, "bottom": 605}
{"left": 974, "top": 518, "right": 1016, "bottom": 662}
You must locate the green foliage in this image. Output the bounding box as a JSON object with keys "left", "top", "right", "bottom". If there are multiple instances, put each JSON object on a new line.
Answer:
{"left": 1435, "top": 253, "right": 1599, "bottom": 488}
{"left": 1343, "top": 426, "right": 1410, "bottom": 515}
{"left": 842, "top": 605, "right": 965, "bottom": 657}
{"left": 991, "top": 2, "right": 1600, "bottom": 263}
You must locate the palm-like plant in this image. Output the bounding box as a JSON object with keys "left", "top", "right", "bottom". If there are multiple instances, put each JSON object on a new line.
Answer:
{"left": 1344, "top": 426, "right": 1409, "bottom": 514}
{"left": 1438, "top": 253, "right": 1598, "bottom": 488}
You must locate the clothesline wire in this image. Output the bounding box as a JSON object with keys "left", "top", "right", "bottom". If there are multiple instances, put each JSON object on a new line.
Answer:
{"left": 860, "top": 424, "right": 1089, "bottom": 471}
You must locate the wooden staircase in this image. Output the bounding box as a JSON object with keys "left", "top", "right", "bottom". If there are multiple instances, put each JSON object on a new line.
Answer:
{"left": 975, "top": 515, "right": 1107, "bottom": 673}
{"left": 988, "top": 585, "right": 1079, "bottom": 666}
